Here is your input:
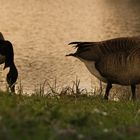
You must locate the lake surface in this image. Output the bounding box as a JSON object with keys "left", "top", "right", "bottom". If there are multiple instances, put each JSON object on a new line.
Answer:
{"left": 0, "top": 0, "right": 139, "bottom": 93}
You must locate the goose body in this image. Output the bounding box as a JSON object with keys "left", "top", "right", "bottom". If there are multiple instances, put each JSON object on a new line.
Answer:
{"left": 0, "top": 32, "right": 18, "bottom": 92}
{"left": 67, "top": 36, "right": 140, "bottom": 100}
{"left": 80, "top": 59, "right": 107, "bottom": 82}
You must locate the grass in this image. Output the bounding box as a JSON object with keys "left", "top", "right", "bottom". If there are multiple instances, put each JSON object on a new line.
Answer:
{"left": 0, "top": 92, "right": 140, "bottom": 140}
{"left": 0, "top": 79, "right": 140, "bottom": 140}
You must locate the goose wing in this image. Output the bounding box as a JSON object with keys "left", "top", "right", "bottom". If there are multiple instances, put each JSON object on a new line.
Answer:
{"left": 98, "top": 37, "right": 140, "bottom": 54}
{"left": 95, "top": 47, "right": 140, "bottom": 85}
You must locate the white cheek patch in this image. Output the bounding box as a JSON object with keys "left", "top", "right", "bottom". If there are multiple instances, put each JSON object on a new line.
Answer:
{"left": 0, "top": 54, "right": 5, "bottom": 64}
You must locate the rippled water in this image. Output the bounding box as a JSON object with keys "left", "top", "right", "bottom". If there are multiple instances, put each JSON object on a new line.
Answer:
{"left": 0, "top": 0, "right": 139, "bottom": 93}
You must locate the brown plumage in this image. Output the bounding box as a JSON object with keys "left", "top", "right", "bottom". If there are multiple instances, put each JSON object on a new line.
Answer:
{"left": 67, "top": 36, "right": 140, "bottom": 100}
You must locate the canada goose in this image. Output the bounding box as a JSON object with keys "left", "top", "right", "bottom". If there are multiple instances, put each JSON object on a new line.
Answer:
{"left": 66, "top": 36, "right": 140, "bottom": 100}
{"left": 0, "top": 32, "right": 18, "bottom": 92}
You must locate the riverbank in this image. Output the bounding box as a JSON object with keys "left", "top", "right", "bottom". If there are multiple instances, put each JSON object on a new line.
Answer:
{"left": 0, "top": 90, "right": 140, "bottom": 140}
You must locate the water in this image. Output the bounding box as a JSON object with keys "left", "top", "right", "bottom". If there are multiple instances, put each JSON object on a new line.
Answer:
{"left": 0, "top": 0, "right": 139, "bottom": 93}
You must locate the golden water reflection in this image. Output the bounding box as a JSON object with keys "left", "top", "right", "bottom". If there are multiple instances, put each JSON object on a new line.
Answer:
{"left": 0, "top": 0, "right": 139, "bottom": 93}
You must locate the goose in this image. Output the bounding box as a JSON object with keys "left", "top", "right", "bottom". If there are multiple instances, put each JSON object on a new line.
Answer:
{"left": 66, "top": 36, "right": 140, "bottom": 100}
{"left": 0, "top": 32, "right": 18, "bottom": 92}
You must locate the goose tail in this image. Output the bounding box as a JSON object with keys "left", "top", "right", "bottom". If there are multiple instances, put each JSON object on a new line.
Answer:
{"left": 67, "top": 41, "right": 95, "bottom": 57}
{"left": 66, "top": 53, "right": 76, "bottom": 57}
{"left": 68, "top": 41, "right": 95, "bottom": 48}
{"left": 66, "top": 42, "right": 83, "bottom": 57}
{"left": 68, "top": 42, "right": 82, "bottom": 45}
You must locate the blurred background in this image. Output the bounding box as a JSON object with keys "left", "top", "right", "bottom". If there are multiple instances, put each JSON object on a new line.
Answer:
{"left": 0, "top": 0, "right": 139, "bottom": 94}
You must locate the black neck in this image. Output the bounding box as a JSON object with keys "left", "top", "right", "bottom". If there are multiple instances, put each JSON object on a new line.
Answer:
{"left": 6, "top": 62, "right": 18, "bottom": 92}
{"left": 9, "top": 62, "right": 17, "bottom": 73}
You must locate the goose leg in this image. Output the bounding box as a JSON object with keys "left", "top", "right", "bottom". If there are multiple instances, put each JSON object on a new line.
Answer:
{"left": 104, "top": 83, "right": 112, "bottom": 100}
{"left": 131, "top": 84, "right": 136, "bottom": 101}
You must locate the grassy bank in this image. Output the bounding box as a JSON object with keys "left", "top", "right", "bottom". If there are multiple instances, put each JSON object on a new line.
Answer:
{"left": 0, "top": 91, "right": 140, "bottom": 140}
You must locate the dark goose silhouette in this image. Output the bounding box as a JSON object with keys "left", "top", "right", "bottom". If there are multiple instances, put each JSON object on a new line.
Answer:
{"left": 0, "top": 32, "right": 18, "bottom": 92}
{"left": 67, "top": 36, "right": 140, "bottom": 100}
